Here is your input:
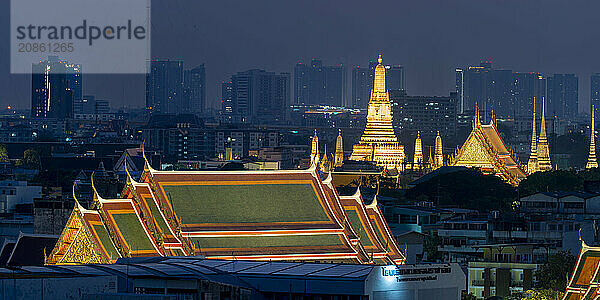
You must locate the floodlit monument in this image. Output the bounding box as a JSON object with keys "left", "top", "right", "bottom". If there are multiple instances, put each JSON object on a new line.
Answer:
{"left": 349, "top": 55, "right": 405, "bottom": 169}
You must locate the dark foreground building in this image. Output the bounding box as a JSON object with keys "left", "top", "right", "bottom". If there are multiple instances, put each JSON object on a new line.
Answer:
{"left": 0, "top": 257, "right": 465, "bottom": 299}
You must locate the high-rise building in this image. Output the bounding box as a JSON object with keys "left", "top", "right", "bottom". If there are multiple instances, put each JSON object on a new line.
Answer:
{"left": 385, "top": 65, "right": 405, "bottom": 91}
{"left": 75, "top": 95, "right": 109, "bottom": 114}
{"left": 146, "top": 60, "right": 185, "bottom": 114}
{"left": 293, "top": 62, "right": 310, "bottom": 105}
{"left": 351, "top": 66, "right": 371, "bottom": 109}
{"left": 456, "top": 69, "right": 465, "bottom": 114}
{"left": 457, "top": 62, "right": 550, "bottom": 119}
{"left": 185, "top": 64, "right": 206, "bottom": 113}
{"left": 547, "top": 74, "right": 578, "bottom": 119}
{"left": 591, "top": 73, "right": 600, "bottom": 111}
{"left": 389, "top": 90, "right": 458, "bottom": 141}
{"left": 221, "top": 69, "right": 289, "bottom": 124}
{"left": 294, "top": 59, "right": 346, "bottom": 106}
{"left": 512, "top": 73, "right": 546, "bottom": 118}
{"left": 456, "top": 61, "right": 514, "bottom": 118}
{"left": 31, "top": 56, "right": 79, "bottom": 118}
{"left": 324, "top": 65, "right": 346, "bottom": 106}
{"left": 456, "top": 61, "right": 550, "bottom": 119}
{"left": 220, "top": 81, "right": 234, "bottom": 123}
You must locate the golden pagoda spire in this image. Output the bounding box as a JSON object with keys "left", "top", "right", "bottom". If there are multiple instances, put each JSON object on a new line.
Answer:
{"left": 310, "top": 129, "right": 319, "bottom": 164}
{"left": 413, "top": 132, "right": 423, "bottom": 169}
{"left": 334, "top": 129, "right": 344, "bottom": 167}
{"left": 536, "top": 97, "right": 552, "bottom": 171}
{"left": 434, "top": 131, "right": 443, "bottom": 169}
{"left": 587, "top": 105, "right": 598, "bottom": 169}
{"left": 321, "top": 144, "right": 330, "bottom": 172}
{"left": 528, "top": 98, "right": 538, "bottom": 174}
{"left": 349, "top": 54, "right": 405, "bottom": 169}
{"left": 427, "top": 147, "right": 434, "bottom": 170}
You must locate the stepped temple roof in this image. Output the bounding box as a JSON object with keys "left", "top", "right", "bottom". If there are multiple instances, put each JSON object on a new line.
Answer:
{"left": 449, "top": 110, "right": 526, "bottom": 185}
{"left": 47, "top": 152, "right": 405, "bottom": 266}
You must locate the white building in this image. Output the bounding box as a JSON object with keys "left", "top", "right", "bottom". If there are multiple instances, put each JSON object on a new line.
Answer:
{"left": 0, "top": 180, "right": 42, "bottom": 213}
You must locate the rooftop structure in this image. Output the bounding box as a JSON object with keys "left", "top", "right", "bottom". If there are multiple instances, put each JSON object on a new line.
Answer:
{"left": 449, "top": 108, "right": 527, "bottom": 185}
{"left": 47, "top": 149, "right": 405, "bottom": 265}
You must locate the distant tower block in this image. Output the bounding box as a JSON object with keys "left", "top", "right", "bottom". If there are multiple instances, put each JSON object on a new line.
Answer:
{"left": 434, "top": 131, "right": 443, "bottom": 169}
{"left": 527, "top": 98, "right": 538, "bottom": 174}
{"left": 334, "top": 129, "right": 344, "bottom": 167}
{"left": 349, "top": 55, "right": 405, "bottom": 169}
{"left": 587, "top": 105, "right": 598, "bottom": 169}
{"left": 536, "top": 97, "right": 552, "bottom": 171}
{"left": 413, "top": 132, "right": 423, "bottom": 169}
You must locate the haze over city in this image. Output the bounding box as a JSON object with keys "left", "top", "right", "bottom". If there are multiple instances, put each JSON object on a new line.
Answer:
{"left": 2, "top": 0, "right": 600, "bottom": 112}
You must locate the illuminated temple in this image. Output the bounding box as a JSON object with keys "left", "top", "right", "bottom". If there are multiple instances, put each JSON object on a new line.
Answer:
{"left": 349, "top": 55, "right": 405, "bottom": 169}
{"left": 449, "top": 109, "right": 527, "bottom": 186}
{"left": 47, "top": 152, "right": 405, "bottom": 265}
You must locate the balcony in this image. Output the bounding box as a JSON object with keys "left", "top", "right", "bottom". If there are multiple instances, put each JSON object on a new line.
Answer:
{"left": 438, "top": 229, "right": 486, "bottom": 238}
{"left": 491, "top": 230, "right": 561, "bottom": 240}
{"left": 470, "top": 280, "right": 495, "bottom": 287}
{"left": 438, "top": 245, "right": 484, "bottom": 253}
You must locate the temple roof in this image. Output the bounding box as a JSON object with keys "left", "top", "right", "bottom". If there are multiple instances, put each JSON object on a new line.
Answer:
{"left": 48, "top": 160, "right": 406, "bottom": 265}
{"left": 564, "top": 240, "right": 600, "bottom": 299}
{"left": 450, "top": 116, "right": 526, "bottom": 185}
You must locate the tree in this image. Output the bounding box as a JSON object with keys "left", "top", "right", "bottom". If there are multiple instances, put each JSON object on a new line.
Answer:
{"left": 405, "top": 169, "right": 517, "bottom": 212}
{"left": 519, "top": 170, "right": 583, "bottom": 196}
{"left": 422, "top": 234, "right": 443, "bottom": 262}
{"left": 535, "top": 250, "right": 576, "bottom": 291}
{"left": 17, "top": 149, "right": 41, "bottom": 169}
{"left": 507, "top": 288, "right": 563, "bottom": 300}
{"left": 0, "top": 144, "right": 8, "bottom": 162}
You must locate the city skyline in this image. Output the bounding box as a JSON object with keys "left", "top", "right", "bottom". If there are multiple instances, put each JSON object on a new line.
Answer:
{"left": 2, "top": 1, "right": 600, "bottom": 114}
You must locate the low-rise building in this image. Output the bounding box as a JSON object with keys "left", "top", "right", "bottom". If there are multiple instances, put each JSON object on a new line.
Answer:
{"left": 467, "top": 243, "right": 548, "bottom": 299}
{"left": 0, "top": 180, "right": 41, "bottom": 213}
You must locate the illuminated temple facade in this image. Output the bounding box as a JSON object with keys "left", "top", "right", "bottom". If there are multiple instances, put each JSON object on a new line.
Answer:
{"left": 47, "top": 153, "right": 405, "bottom": 265}
{"left": 349, "top": 55, "right": 405, "bottom": 169}
{"left": 449, "top": 109, "right": 527, "bottom": 186}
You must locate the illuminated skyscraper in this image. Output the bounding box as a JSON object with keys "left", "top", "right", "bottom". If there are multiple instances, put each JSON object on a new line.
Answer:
{"left": 222, "top": 69, "right": 290, "bottom": 124}
{"left": 31, "top": 56, "right": 79, "bottom": 118}
{"left": 146, "top": 60, "right": 185, "bottom": 114}
{"left": 547, "top": 74, "right": 578, "bottom": 120}
{"left": 351, "top": 66, "right": 370, "bottom": 109}
{"left": 185, "top": 64, "right": 206, "bottom": 113}
{"left": 294, "top": 59, "right": 346, "bottom": 106}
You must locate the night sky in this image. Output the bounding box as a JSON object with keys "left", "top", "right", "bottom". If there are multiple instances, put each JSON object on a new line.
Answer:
{"left": 1, "top": 0, "right": 600, "bottom": 113}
